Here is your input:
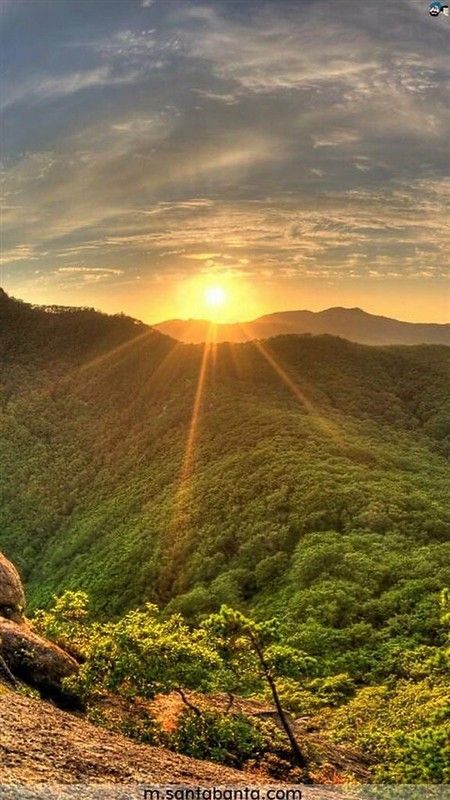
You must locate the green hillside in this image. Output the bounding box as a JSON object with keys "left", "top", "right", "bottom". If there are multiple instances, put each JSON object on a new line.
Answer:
{"left": 1, "top": 290, "right": 449, "bottom": 680}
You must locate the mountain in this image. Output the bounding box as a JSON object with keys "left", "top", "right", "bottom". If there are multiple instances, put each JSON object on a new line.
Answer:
{"left": 0, "top": 289, "right": 449, "bottom": 680}
{"left": 154, "top": 307, "right": 450, "bottom": 346}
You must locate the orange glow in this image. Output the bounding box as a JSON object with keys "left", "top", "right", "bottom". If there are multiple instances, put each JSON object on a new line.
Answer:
{"left": 176, "top": 273, "right": 261, "bottom": 323}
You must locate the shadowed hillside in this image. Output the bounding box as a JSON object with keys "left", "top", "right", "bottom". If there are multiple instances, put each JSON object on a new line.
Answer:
{"left": 0, "top": 287, "right": 153, "bottom": 367}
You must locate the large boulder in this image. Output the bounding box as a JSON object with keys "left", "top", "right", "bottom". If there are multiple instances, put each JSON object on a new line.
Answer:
{"left": 0, "top": 618, "right": 80, "bottom": 707}
{"left": 0, "top": 551, "right": 80, "bottom": 707}
{"left": 0, "top": 552, "right": 26, "bottom": 621}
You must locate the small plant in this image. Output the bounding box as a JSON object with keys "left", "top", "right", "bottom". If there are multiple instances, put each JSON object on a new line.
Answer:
{"left": 169, "top": 709, "right": 265, "bottom": 767}
{"left": 87, "top": 701, "right": 163, "bottom": 746}
{"left": 169, "top": 707, "right": 297, "bottom": 775}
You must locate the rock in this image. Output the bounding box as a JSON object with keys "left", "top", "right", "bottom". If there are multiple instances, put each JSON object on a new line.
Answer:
{"left": 0, "top": 553, "right": 80, "bottom": 707}
{"left": 0, "top": 617, "right": 80, "bottom": 708}
{"left": 0, "top": 652, "right": 19, "bottom": 687}
{"left": 0, "top": 552, "right": 26, "bottom": 622}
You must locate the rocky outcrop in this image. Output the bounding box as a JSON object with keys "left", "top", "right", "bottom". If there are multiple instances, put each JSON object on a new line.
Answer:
{"left": 0, "top": 552, "right": 26, "bottom": 622}
{"left": 0, "top": 552, "right": 80, "bottom": 707}
{"left": 0, "top": 618, "right": 79, "bottom": 707}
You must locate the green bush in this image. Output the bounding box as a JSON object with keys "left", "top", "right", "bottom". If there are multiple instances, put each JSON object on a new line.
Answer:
{"left": 169, "top": 709, "right": 284, "bottom": 769}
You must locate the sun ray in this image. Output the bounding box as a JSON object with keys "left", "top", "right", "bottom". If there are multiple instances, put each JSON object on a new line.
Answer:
{"left": 180, "top": 340, "right": 213, "bottom": 486}
{"left": 76, "top": 328, "right": 156, "bottom": 376}
{"left": 240, "top": 328, "right": 344, "bottom": 446}
{"left": 171, "top": 327, "right": 216, "bottom": 490}
{"left": 160, "top": 325, "right": 217, "bottom": 597}
{"left": 126, "top": 340, "right": 186, "bottom": 410}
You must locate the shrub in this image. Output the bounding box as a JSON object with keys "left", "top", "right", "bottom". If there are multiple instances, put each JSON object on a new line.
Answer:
{"left": 169, "top": 708, "right": 289, "bottom": 771}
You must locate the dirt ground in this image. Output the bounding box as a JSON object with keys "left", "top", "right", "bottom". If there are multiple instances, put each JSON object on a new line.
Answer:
{"left": 0, "top": 688, "right": 269, "bottom": 786}
{"left": 0, "top": 687, "right": 364, "bottom": 800}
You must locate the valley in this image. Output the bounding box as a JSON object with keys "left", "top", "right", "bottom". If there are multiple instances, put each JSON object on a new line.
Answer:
{"left": 0, "top": 290, "right": 449, "bottom": 784}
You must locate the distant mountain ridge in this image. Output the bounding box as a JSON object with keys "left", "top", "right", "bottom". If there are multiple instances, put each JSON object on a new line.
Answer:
{"left": 155, "top": 307, "right": 450, "bottom": 346}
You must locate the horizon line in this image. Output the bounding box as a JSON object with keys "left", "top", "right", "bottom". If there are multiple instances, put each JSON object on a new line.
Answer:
{"left": 1, "top": 287, "right": 449, "bottom": 328}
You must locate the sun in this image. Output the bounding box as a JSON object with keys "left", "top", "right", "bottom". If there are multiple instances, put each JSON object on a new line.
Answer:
{"left": 177, "top": 273, "right": 261, "bottom": 323}
{"left": 203, "top": 285, "right": 227, "bottom": 309}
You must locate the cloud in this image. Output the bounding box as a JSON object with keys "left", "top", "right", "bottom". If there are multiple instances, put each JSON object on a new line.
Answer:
{"left": 0, "top": 245, "right": 38, "bottom": 265}
{"left": 1, "top": 66, "right": 141, "bottom": 110}
{"left": 313, "top": 131, "right": 361, "bottom": 148}
{"left": 1, "top": 0, "right": 449, "bottom": 312}
{"left": 60, "top": 176, "right": 445, "bottom": 282}
{"left": 54, "top": 266, "right": 126, "bottom": 286}
{"left": 57, "top": 267, "right": 124, "bottom": 275}
{"left": 178, "top": 4, "right": 380, "bottom": 94}
{"left": 0, "top": 113, "right": 282, "bottom": 263}
{"left": 192, "top": 89, "right": 238, "bottom": 105}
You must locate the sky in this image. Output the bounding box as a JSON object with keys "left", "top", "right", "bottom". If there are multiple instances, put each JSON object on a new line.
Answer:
{"left": 0, "top": 0, "right": 449, "bottom": 324}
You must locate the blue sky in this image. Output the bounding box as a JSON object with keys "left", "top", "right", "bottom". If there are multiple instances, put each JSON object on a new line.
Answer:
{"left": 1, "top": 0, "right": 449, "bottom": 322}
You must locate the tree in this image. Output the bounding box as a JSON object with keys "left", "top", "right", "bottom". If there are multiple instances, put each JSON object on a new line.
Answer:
{"left": 71, "top": 604, "right": 221, "bottom": 703}
{"left": 204, "top": 605, "right": 315, "bottom": 769}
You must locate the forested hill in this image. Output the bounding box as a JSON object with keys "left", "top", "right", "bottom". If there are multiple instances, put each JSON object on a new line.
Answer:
{"left": 0, "top": 287, "right": 154, "bottom": 372}
{"left": 0, "top": 290, "right": 449, "bottom": 682}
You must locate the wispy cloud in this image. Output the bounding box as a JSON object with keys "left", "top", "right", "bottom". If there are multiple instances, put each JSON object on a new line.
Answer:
{"left": 1, "top": 67, "right": 141, "bottom": 110}
{"left": 57, "top": 267, "right": 123, "bottom": 275}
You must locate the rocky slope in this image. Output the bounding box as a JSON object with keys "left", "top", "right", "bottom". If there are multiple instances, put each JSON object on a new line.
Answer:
{"left": 0, "top": 555, "right": 307, "bottom": 788}
{"left": 0, "top": 689, "right": 270, "bottom": 785}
